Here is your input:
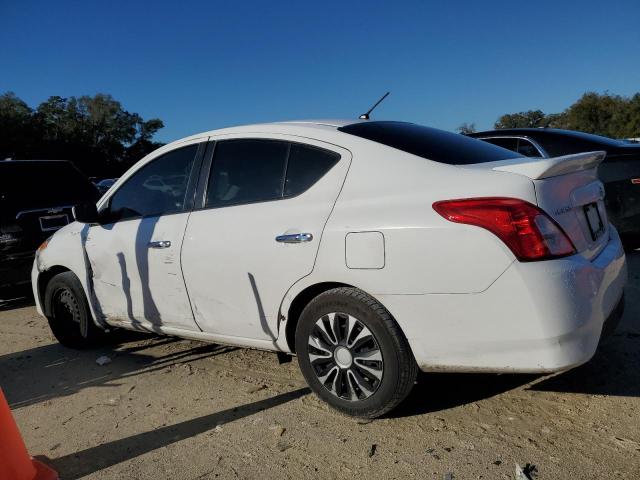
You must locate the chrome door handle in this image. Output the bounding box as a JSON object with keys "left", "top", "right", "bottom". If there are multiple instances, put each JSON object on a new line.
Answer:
{"left": 275, "top": 233, "right": 313, "bottom": 243}
{"left": 148, "top": 240, "right": 171, "bottom": 249}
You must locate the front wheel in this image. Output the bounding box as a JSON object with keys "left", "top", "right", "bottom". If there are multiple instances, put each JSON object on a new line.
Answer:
{"left": 295, "top": 287, "right": 417, "bottom": 418}
{"left": 44, "top": 271, "right": 104, "bottom": 348}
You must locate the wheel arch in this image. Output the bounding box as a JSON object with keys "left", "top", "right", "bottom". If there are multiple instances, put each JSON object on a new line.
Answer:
{"left": 283, "top": 281, "right": 356, "bottom": 353}
{"left": 37, "top": 265, "right": 72, "bottom": 316}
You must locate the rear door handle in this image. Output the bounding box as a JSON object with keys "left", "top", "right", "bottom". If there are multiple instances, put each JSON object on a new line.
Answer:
{"left": 275, "top": 233, "right": 313, "bottom": 244}
{"left": 148, "top": 240, "right": 171, "bottom": 249}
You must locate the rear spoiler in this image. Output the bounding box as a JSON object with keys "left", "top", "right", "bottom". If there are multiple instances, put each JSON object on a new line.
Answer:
{"left": 486, "top": 151, "right": 606, "bottom": 180}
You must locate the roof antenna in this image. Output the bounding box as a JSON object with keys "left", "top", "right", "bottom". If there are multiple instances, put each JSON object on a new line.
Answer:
{"left": 359, "top": 92, "right": 390, "bottom": 120}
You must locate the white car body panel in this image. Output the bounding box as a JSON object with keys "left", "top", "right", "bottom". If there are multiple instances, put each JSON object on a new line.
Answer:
{"left": 32, "top": 222, "right": 101, "bottom": 320}
{"left": 32, "top": 120, "right": 627, "bottom": 374}
{"left": 181, "top": 134, "right": 351, "bottom": 340}
{"left": 86, "top": 212, "right": 197, "bottom": 331}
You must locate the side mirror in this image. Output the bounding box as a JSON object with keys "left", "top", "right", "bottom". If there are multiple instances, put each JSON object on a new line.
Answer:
{"left": 72, "top": 203, "right": 99, "bottom": 224}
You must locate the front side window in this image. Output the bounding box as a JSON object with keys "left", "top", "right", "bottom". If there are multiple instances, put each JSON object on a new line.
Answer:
{"left": 108, "top": 144, "right": 198, "bottom": 221}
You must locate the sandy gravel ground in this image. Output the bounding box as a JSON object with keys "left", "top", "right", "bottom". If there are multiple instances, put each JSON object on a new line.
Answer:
{"left": 1, "top": 251, "right": 639, "bottom": 480}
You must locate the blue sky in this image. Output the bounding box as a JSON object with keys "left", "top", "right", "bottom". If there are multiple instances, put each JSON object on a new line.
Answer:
{"left": 2, "top": 0, "right": 639, "bottom": 143}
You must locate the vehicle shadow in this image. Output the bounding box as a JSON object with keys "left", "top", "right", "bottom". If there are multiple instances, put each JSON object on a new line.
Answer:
{"left": 0, "top": 337, "right": 237, "bottom": 410}
{"left": 392, "top": 250, "right": 640, "bottom": 416}
{"left": 390, "top": 372, "right": 539, "bottom": 418}
{"left": 528, "top": 332, "right": 640, "bottom": 397}
{"left": 45, "top": 387, "right": 309, "bottom": 480}
{"left": 390, "top": 330, "right": 640, "bottom": 419}
{"left": 532, "top": 250, "right": 639, "bottom": 396}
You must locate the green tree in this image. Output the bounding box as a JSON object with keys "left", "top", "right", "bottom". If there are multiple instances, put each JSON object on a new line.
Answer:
{"left": 456, "top": 122, "right": 476, "bottom": 134}
{"left": 560, "top": 92, "right": 626, "bottom": 138}
{"left": 492, "top": 92, "right": 640, "bottom": 139}
{"left": 0, "top": 92, "right": 164, "bottom": 176}
{"left": 494, "top": 109, "right": 550, "bottom": 129}
{"left": 0, "top": 92, "right": 36, "bottom": 159}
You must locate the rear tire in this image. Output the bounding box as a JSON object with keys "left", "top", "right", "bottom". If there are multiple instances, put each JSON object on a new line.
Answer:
{"left": 44, "top": 271, "right": 104, "bottom": 349}
{"left": 295, "top": 287, "right": 417, "bottom": 418}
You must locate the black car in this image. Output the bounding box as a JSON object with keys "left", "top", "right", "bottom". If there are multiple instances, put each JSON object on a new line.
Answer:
{"left": 0, "top": 160, "right": 99, "bottom": 290}
{"left": 467, "top": 128, "right": 640, "bottom": 244}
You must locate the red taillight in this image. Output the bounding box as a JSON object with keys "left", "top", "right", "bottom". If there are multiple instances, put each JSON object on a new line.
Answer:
{"left": 433, "top": 197, "right": 576, "bottom": 261}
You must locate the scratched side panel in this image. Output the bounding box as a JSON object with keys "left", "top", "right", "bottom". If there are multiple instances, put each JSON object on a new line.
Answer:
{"left": 86, "top": 213, "right": 198, "bottom": 331}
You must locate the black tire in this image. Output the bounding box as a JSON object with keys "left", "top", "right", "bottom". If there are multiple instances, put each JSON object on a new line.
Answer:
{"left": 44, "top": 271, "right": 104, "bottom": 349}
{"left": 295, "top": 287, "right": 417, "bottom": 418}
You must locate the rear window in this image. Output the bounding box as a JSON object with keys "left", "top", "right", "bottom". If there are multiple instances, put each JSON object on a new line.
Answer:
{"left": 338, "top": 121, "right": 523, "bottom": 165}
{"left": 538, "top": 131, "right": 629, "bottom": 157}
{"left": 0, "top": 161, "right": 99, "bottom": 213}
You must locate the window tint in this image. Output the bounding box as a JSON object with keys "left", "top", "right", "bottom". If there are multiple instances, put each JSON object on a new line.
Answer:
{"left": 525, "top": 130, "right": 626, "bottom": 157}
{"left": 108, "top": 144, "right": 198, "bottom": 221}
{"left": 284, "top": 144, "right": 340, "bottom": 197}
{"left": 206, "top": 140, "right": 288, "bottom": 208}
{"left": 338, "top": 121, "right": 523, "bottom": 165}
{"left": 517, "top": 139, "right": 541, "bottom": 157}
{"left": 482, "top": 137, "right": 519, "bottom": 152}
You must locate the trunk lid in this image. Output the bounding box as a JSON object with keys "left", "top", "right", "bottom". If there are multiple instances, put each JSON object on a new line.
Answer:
{"left": 462, "top": 151, "right": 609, "bottom": 260}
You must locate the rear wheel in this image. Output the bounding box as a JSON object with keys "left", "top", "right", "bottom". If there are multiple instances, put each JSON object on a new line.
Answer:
{"left": 45, "top": 271, "right": 104, "bottom": 348}
{"left": 296, "top": 287, "right": 417, "bottom": 418}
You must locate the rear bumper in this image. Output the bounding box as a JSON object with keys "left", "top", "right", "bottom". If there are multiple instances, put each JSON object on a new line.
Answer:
{"left": 378, "top": 228, "right": 627, "bottom": 373}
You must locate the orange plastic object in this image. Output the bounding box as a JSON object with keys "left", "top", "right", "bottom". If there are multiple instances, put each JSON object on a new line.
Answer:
{"left": 0, "top": 389, "right": 58, "bottom": 480}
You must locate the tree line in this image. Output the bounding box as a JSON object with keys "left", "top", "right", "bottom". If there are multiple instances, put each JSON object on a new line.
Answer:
{"left": 0, "top": 92, "right": 165, "bottom": 178}
{"left": 3, "top": 90, "right": 638, "bottom": 180}
{"left": 459, "top": 91, "right": 640, "bottom": 139}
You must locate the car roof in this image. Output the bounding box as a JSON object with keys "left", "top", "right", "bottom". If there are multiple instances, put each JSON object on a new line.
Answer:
{"left": 468, "top": 128, "right": 630, "bottom": 147}
{"left": 167, "top": 119, "right": 369, "bottom": 147}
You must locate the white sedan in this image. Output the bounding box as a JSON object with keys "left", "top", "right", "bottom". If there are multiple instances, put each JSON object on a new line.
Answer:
{"left": 32, "top": 120, "right": 627, "bottom": 418}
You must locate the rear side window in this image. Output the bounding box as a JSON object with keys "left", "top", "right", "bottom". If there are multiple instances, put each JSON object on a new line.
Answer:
{"left": 284, "top": 144, "right": 340, "bottom": 197}
{"left": 338, "top": 121, "right": 522, "bottom": 165}
{"left": 480, "top": 137, "right": 542, "bottom": 157}
{"left": 482, "top": 137, "right": 518, "bottom": 152}
{"left": 206, "top": 140, "right": 289, "bottom": 208}
{"left": 517, "top": 139, "right": 542, "bottom": 157}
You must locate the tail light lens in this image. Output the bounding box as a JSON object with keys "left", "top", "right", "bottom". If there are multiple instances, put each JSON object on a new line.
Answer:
{"left": 433, "top": 197, "right": 576, "bottom": 261}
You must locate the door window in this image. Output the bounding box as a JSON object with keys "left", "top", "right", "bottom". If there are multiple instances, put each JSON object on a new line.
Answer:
{"left": 204, "top": 139, "right": 341, "bottom": 208}
{"left": 481, "top": 137, "right": 519, "bottom": 153}
{"left": 517, "top": 139, "right": 542, "bottom": 157}
{"left": 108, "top": 144, "right": 198, "bottom": 221}
{"left": 284, "top": 144, "right": 340, "bottom": 197}
{"left": 205, "top": 140, "right": 289, "bottom": 208}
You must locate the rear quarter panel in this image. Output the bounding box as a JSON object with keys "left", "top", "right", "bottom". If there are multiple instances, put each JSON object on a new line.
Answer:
{"left": 296, "top": 138, "right": 538, "bottom": 296}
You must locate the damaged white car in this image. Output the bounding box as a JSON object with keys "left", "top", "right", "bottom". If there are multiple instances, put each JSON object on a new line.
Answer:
{"left": 32, "top": 120, "right": 627, "bottom": 418}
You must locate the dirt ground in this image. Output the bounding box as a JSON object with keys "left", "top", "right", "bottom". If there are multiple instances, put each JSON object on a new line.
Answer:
{"left": 1, "top": 251, "right": 639, "bottom": 480}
